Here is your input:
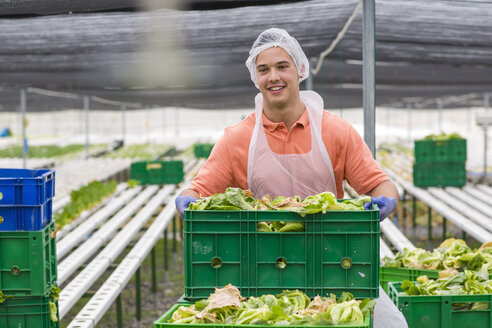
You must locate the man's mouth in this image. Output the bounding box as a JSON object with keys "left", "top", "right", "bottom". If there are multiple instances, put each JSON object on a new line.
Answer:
{"left": 267, "top": 85, "right": 285, "bottom": 94}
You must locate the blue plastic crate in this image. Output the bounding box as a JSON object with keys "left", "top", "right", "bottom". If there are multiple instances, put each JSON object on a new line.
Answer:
{"left": 0, "top": 169, "right": 55, "bottom": 206}
{"left": 0, "top": 169, "right": 55, "bottom": 231}
{"left": 0, "top": 200, "right": 53, "bottom": 231}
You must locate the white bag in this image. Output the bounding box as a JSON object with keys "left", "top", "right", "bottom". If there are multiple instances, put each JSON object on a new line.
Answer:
{"left": 373, "top": 286, "right": 408, "bottom": 328}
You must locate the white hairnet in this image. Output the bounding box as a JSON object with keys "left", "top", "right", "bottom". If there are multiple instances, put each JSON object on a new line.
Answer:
{"left": 245, "top": 28, "right": 309, "bottom": 89}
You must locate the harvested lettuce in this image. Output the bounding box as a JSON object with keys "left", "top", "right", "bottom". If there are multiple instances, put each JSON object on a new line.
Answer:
{"left": 189, "top": 189, "right": 372, "bottom": 233}
{"left": 170, "top": 285, "right": 374, "bottom": 325}
{"left": 422, "top": 132, "right": 463, "bottom": 141}
{"left": 400, "top": 270, "right": 492, "bottom": 310}
{"left": 382, "top": 239, "right": 492, "bottom": 276}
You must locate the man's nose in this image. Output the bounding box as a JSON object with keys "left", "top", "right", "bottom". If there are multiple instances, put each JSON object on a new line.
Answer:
{"left": 268, "top": 68, "right": 280, "bottom": 81}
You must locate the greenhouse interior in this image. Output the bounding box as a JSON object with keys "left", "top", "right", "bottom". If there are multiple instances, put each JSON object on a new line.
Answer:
{"left": 0, "top": 0, "right": 492, "bottom": 327}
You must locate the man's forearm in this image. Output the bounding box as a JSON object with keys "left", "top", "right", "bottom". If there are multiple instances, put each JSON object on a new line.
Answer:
{"left": 367, "top": 180, "right": 399, "bottom": 206}
{"left": 179, "top": 188, "right": 200, "bottom": 199}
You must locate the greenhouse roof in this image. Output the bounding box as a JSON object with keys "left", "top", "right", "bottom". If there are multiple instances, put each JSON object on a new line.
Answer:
{"left": 1, "top": 0, "right": 491, "bottom": 110}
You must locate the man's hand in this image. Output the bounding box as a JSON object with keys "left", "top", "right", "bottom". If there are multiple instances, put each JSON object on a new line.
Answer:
{"left": 175, "top": 195, "right": 197, "bottom": 219}
{"left": 363, "top": 196, "right": 397, "bottom": 221}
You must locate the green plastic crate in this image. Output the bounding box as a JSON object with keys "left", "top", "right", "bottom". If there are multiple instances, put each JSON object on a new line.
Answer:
{"left": 184, "top": 206, "right": 380, "bottom": 301}
{"left": 0, "top": 296, "right": 59, "bottom": 328}
{"left": 388, "top": 281, "right": 492, "bottom": 328}
{"left": 380, "top": 267, "right": 492, "bottom": 294}
{"left": 194, "top": 143, "right": 215, "bottom": 158}
{"left": 154, "top": 303, "right": 372, "bottom": 327}
{"left": 380, "top": 267, "right": 439, "bottom": 293}
{"left": 0, "top": 220, "right": 57, "bottom": 296}
{"left": 414, "top": 139, "right": 467, "bottom": 163}
{"left": 130, "top": 160, "right": 184, "bottom": 185}
{"left": 413, "top": 162, "right": 466, "bottom": 188}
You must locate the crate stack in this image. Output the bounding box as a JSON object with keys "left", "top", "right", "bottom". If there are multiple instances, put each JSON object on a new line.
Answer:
{"left": 154, "top": 203, "right": 381, "bottom": 327}
{"left": 130, "top": 160, "right": 184, "bottom": 185}
{"left": 0, "top": 168, "right": 59, "bottom": 328}
{"left": 388, "top": 281, "right": 492, "bottom": 328}
{"left": 413, "top": 138, "right": 467, "bottom": 188}
{"left": 193, "top": 143, "right": 215, "bottom": 159}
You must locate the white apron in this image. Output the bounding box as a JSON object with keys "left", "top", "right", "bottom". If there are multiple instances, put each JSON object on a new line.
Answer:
{"left": 247, "top": 90, "right": 337, "bottom": 198}
{"left": 246, "top": 90, "right": 408, "bottom": 328}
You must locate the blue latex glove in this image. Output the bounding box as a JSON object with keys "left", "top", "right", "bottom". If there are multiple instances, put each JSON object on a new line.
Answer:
{"left": 363, "top": 196, "right": 397, "bottom": 221}
{"left": 175, "top": 195, "right": 197, "bottom": 219}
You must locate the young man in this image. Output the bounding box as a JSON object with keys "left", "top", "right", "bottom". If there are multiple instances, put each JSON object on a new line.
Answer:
{"left": 177, "top": 28, "right": 408, "bottom": 328}
{"left": 176, "top": 28, "right": 398, "bottom": 221}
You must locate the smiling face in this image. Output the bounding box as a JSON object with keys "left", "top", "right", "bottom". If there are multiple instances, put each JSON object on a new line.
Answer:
{"left": 255, "top": 47, "right": 300, "bottom": 109}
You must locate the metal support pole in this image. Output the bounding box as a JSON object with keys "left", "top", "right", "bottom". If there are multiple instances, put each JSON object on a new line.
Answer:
{"left": 136, "top": 268, "right": 141, "bottom": 323}
{"left": 83, "top": 95, "right": 90, "bottom": 159}
{"left": 412, "top": 196, "right": 417, "bottom": 240}
{"left": 175, "top": 108, "right": 180, "bottom": 137}
{"left": 462, "top": 230, "right": 467, "bottom": 242}
{"left": 20, "top": 88, "right": 27, "bottom": 169}
{"left": 442, "top": 216, "right": 447, "bottom": 239}
{"left": 485, "top": 93, "right": 490, "bottom": 110}
{"left": 402, "top": 191, "right": 407, "bottom": 233}
{"left": 164, "top": 229, "right": 169, "bottom": 283}
{"left": 437, "top": 98, "right": 443, "bottom": 133}
{"left": 427, "top": 206, "right": 432, "bottom": 241}
{"left": 121, "top": 104, "right": 126, "bottom": 143}
{"left": 173, "top": 214, "right": 177, "bottom": 270}
{"left": 53, "top": 107, "right": 58, "bottom": 136}
{"left": 306, "top": 60, "right": 313, "bottom": 90}
{"left": 145, "top": 105, "right": 150, "bottom": 143}
{"left": 407, "top": 103, "right": 412, "bottom": 143}
{"left": 363, "top": 0, "right": 376, "bottom": 157}
{"left": 151, "top": 247, "right": 157, "bottom": 294}
{"left": 116, "top": 294, "right": 123, "bottom": 328}
{"left": 483, "top": 125, "right": 488, "bottom": 184}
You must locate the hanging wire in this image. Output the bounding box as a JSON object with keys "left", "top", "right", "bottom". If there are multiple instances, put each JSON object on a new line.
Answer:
{"left": 311, "top": 0, "right": 362, "bottom": 76}
{"left": 28, "top": 87, "right": 79, "bottom": 99}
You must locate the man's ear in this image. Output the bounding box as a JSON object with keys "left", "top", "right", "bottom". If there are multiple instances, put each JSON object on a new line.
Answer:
{"left": 299, "top": 63, "right": 305, "bottom": 79}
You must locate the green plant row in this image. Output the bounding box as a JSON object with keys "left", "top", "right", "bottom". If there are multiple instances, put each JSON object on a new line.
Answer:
{"left": 104, "top": 144, "right": 171, "bottom": 160}
{"left": 54, "top": 180, "right": 117, "bottom": 228}
{"left": 0, "top": 144, "right": 85, "bottom": 158}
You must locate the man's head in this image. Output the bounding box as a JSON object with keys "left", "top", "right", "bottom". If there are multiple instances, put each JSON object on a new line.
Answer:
{"left": 254, "top": 46, "right": 301, "bottom": 108}
{"left": 245, "top": 28, "right": 309, "bottom": 89}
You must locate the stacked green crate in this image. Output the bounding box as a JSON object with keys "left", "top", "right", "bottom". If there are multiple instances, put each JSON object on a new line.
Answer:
{"left": 0, "top": 220, "right": 59, "bottom": 327}
{"left": 130, "top": 160, "right": 184, "bottom": 185}
{"left": 155, "top": 200, "right": 380, "bottom": 327}
{"left": 413, "top": 136, "right": 466, "bottom": 188}
{"left": 379, "top": 267, "right": 440, "bottom": 293}
{"left": 183, "top": 209, "right": 380, "bottom": 300}
{"left": 193, "top": 143, "right": 214, "bottom": 158}
{"left": 388, "top": 281, "right": 492, "bottom": 328}
{"left": 0, "top": 169, "right": 59, "bottom": 328}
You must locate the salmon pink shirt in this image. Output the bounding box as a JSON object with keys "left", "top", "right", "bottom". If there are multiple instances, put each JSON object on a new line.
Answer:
{"left": 190, "top": 110, "right": 388, "bottom": 199}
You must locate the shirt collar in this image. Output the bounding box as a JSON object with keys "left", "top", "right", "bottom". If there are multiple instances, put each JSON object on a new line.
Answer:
{"left": 261, "top": 109, "right": 308, "bottom": 132}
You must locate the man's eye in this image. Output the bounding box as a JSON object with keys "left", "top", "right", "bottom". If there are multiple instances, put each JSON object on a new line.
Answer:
{"left": 258, "top": 68, "right": 267, "bottom": 73}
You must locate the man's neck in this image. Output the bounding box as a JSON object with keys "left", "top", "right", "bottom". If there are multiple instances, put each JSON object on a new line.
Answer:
{"left": 263, "top": 97, "right": 305, "bottom": 130}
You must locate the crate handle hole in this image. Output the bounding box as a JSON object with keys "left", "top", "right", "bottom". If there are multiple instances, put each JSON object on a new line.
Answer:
{"left": 0, "top": 192, "right": 3, "bottom": 200}
{"left": 32, "top": 236, "right": 36, "bottom": 240}
{"left": 452, "top": 302, "right": 482, "bottom": 311}
{"left": 210, "top": 257, "right": 222, "bottom": 269}
{"left": 341, "top": 257, "right": 352, "bottom": 269}
{"left": 276, "top": 257, "right": 287, "bottom": 269}
{"left": 0, "top": 216, "right": 3, "bottom": 224}
{"left": 11, "top": 266, "right": 20, "bottom": 275}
